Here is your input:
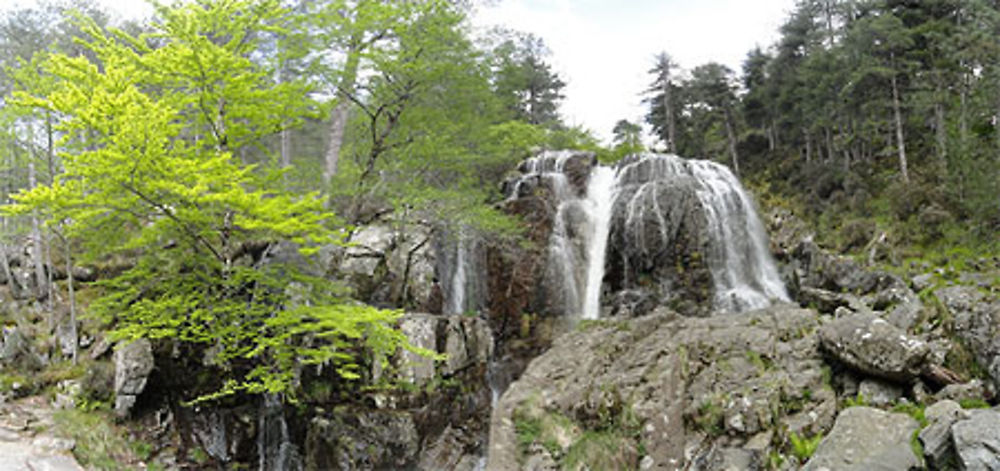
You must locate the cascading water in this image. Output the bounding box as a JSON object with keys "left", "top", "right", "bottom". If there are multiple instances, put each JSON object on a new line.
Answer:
{"left": 580, "top": 165, "right": 617, "bottom": 319}
{"left": 449, "top": 233, "right": 467, "bottom": 315}
{"left": 258, "top": 394, "right": 301, "bottom": 471}
{"left": 615, "top": 154, "right": 788, "bottom": 313}
{"left": 506, "top": 151, "right": 788, "bottom": 318}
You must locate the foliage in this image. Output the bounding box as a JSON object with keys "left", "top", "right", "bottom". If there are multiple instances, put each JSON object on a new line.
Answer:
{"left": 789, "top": 431, "right": 823, "bottom": 463}
{"left": 3, "top": 0, "right": 422, "bottom": 402}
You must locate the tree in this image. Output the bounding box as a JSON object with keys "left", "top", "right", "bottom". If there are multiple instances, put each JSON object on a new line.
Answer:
{"left": 687, "top": 63, "right": 741, "bottom": 173}
{"left": 489, "top": 30, "right": 566, "bottom": 127}
{"left": 648, "top": 52, "right": 678, "bottom": 152}
{"left": 5, "top": 0, "right": 418, "bottom": 402}
{"left": 611, "top": 119, "right": 643, "bottom": 159}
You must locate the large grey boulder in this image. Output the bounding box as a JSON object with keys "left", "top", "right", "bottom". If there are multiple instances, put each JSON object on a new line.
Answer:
{"left": 802, "top": 406, "right": 920, "bottom": 470}
{"left": 919, "top": 400, "right": 967, "bottom": 469}
{"left": 952, "top": 408, "right": 1000, "bottom": 470}
{"left": 113, "top": 338, "right": 154, "bottom": 418}
{"left": 487, "top": 305, "right": 833, "bottom": 470}
{"left": 818, "top": 313, "right": 929, "bottom": 382}
{"left": 934, "top": 286, "right": 1000, "bottom": 392}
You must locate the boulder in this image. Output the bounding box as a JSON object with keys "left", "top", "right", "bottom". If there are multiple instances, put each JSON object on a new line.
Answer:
{"left": 113, "top": 339, "right": 154, "bottom": 418}
{"left": 858, "top": 378, "right": 903, "bottom": 407}
{"left": 487, "top": 305, "right": 833, "bottom": 470}
{"left": 818, "top": 313, "right": 929, "bottom": 383}
{"left": 802, "top": 407, "right": 920, "bottom": 470}
{"left": 934, "top": 286, "right": 1000, "bottom": 392}
{"left": 919, "top": 400, "right": 966, "bottom": 469}
{"left": 304, "top": 409, "right": 419, "bottom": 471}
{"left": 951, "top": 408, "right": 1000, "bottom": 470}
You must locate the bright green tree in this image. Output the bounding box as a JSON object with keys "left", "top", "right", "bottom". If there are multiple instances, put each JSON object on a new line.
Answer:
{"left": 4, "top": 0, "right": 419, "bottom": 402}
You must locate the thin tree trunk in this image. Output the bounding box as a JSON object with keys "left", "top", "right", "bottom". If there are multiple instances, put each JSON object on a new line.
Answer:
{"left": 890, "top": 69, "right": 909, "bottom": 183}
{"left": 934, "top": 98, "right": 947, "bottom": 172}
{"left": 805, "top": 132, "right": 812, "bottom": 164}
{"left": 63, "top": 234, "right": 77, "bottom": 364}
{"left": 322, "top": 43, "right": 362, "bottom": 185}
{"left": 28, "top": 160, "right": 47, "bottom": 304}
{"left": 662, "top": 67, "right": 676, "bottom": 153}
{"left": 723, "top": 107, "right": 739, "bottom": 174}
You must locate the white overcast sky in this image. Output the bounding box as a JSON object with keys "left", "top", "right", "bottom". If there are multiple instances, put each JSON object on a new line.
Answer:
{"left": 4, "top": 0, "right": 797, "bottom": 143}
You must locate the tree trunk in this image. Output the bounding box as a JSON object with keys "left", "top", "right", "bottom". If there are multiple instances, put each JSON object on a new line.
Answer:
{"left": 805, "top": 132, "right": 812, "bottom": 164}
{"left": 662, "top": 70, "right": 676, "bottom": 153}
{"left": 322, "top": 43, "right": 362, "bottom": 185}
{"left": 63, "top": 234, "right": 78, "bottom": 364}
{"left": 934, "top": 98, "right": 947, "bottom": 172}
{"left": 28, "top": 160, "right": 47, "bottom": 303}
{"left": 890, "top": 70, "right": 909, "bottom": 183}
{"left": 723, "top": 107, "right": 739, "bottom": 175}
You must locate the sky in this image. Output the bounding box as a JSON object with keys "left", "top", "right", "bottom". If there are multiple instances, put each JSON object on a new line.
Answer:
{"left": 470, "top": 0, "right": 797, "bottom": 143}
{"left": 3, "top": 0, "right": 798, "bottom": 144}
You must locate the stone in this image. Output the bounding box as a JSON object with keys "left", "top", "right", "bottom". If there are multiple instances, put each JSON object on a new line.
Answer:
{"left": 858, "top": 378, "right": 903, "bottom": 407}
{"left": 803, "top": 407, "right": 920, "bottom": 470}
{"left": 936, "top": 380, "right": 990, "bottom": 404}
{"left": 920, "top": 400, "right": 967, "bottom": 470}
{"left": 818, "top": 313, "right": 929, "bottom": 382}
{"left": 113, "top": 338, "right": 154, "bottom": 418}
{"left": 935, "top": 286, "right": 1000, "bottom": 393}
{"left": 398, "top": 315, "right": 437, "bottom": 385}
{"left": 417, "top": 426, "right": 480, "bottom": 471}
{"left": 487, "top": 306, "right": 832, "bottom": 470}
{"left": 951, "top": 408, "right": 1000, "bottom": 471}
{"left": 0, "top": 326, "right": 43, "bottom": 372}
{"left": 911, "top": 273, "right": 936, "bottom": 292}
{"left": 304, "top": 409, "right": 419, "bottom": 471}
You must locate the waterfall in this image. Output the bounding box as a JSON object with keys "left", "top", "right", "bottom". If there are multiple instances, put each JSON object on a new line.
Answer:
{"left": 449, "top": 233, "right": 467, "bottom": 315}
{"left": 580, "top": 165, "right": 617, "bottom": 319}
{"left": 507, "top": 151, "right": 788, "bottom": 318}
{"left": 616, "top": 154, "right": 788, "bottom": 313}
{"left": 257, "top": 394, "right": 301, "bottom": 471}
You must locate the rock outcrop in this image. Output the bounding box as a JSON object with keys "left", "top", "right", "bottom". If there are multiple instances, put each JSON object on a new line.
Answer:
{"left": 802, "top": 406, "right": 920, "bottom": 470}
{"left": 818, "top": 313, "right": 929, "bottom": 383}
{"left": 113, "top": 338, "right": 154, "bottom": 418}
{"left": 934, "top": 286, "right": 1000, "bottom": 393}
{"left": 487, "top": 304, "right": 834, "bottom": 470}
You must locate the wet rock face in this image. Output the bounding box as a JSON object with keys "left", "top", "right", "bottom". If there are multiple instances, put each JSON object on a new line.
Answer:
{"left": 487, "top": 305, "right": 834, "bottom": 470}
{"left": 818, "top": 313, "right": 929, "bottom": 383}
{"left": 802, "top": 406, "right": 920, "bottom": 470}
{"left": 606, "top": 178, "right": 714, "bottom": 317}
{"left": 113, "top": 338, "right": 154, "bottom": 418}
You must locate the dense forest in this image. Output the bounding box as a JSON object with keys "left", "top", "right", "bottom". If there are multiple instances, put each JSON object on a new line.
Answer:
{"left": 643, "top": 0, "right": 1000, "bottom": 259}
{"left": 0, "top": 0, "right": 999, "bottom": 469}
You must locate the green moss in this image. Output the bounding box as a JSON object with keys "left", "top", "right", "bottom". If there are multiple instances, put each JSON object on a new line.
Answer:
{"left": 958, "top": 398, "right": 991, "bottom": 409}
{"left": 910, "top": 429, "right": 924, "bottom": 462}
{"left": 892, "top": 402, "right": 928, "bottom": 428}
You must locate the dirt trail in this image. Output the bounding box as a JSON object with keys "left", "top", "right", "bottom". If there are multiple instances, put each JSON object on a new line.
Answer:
{"left": 0, "top": 396, "right": 82, "bottom": 471}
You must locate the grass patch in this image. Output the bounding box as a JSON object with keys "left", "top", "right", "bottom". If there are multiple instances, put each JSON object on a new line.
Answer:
{"left": 958, "top": 398, "right": 991, "bottom": 409}
{"left": 789, "top": 431, "right": 823, "bottom": 463}
{"left": 892, "top": 402, "right": 928, "bottom": 428}
{"left": 53, "top": 409, "right": 142, "bottom": 470}
{"left": 563, "top": 430, "right": 637, "bottom": 471}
